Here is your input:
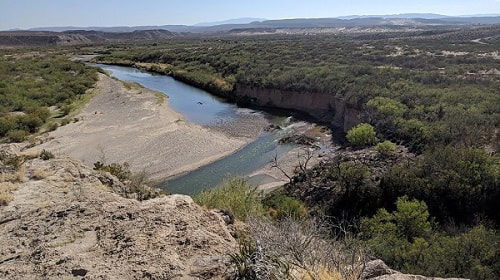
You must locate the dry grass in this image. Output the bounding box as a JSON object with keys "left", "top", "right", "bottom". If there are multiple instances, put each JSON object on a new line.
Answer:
{"left": 0, "top": 182, "right": 18, "bottom": 206}
{"left": 243, "top": 216, "right": 366, "bottom": 280}
{"left": 122, "top": 81, "right": 142, "bottom": 90}
{"left": 301, "top": 267, "right": 343, "bottom": 280}
{"left": 1, "top": 164, "right": 26, "bottom": 183}
{"left": 31, "top": 168, "right": 51, "bottom": 180}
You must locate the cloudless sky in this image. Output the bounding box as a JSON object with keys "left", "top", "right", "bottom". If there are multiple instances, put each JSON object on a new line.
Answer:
{"left": 1, "top": 0, "right": 500, "bottom": 30}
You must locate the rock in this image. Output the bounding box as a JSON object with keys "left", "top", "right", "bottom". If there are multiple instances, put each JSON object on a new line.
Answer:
{"left": 363, "top": 259, "right": 396, "bottom": 279}
{"left": 363, "top": 259, "right": 469, "bottom": 280}
{"left": 0, "top": 144, "right": 236, "bottom": 279}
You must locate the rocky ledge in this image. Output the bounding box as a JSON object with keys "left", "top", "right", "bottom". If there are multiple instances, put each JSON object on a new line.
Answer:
{"left": 0, "top": 144, "right": 235, "bottom": 279}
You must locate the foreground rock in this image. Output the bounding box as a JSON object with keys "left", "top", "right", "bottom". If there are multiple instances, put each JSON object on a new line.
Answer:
{"left": 0, "top": 144, "right": 235, "bottom": 279}
{"left": 364, "top": 260, "right": 468, "bottom": 280}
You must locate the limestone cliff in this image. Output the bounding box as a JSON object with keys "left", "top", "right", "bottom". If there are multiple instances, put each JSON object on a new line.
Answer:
{"left": 234, "top": 85, "right": 365, "bottom": 132}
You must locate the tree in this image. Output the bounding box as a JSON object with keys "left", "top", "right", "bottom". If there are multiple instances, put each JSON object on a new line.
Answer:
{"left": 346, "top": 123, "right": 377, "bottom": 147}
{"left": 362, "top": 196, "right": 431, "bottom": 242}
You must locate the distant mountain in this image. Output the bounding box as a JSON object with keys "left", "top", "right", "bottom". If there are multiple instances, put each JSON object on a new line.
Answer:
{"left": 337, "top": 13, "right": 450, "bottom": 20}
{"left": 459, "top": 14, "right": 500, "bottom": 17}
{"left": 14, "top": 14, "right": 500, "bottom": 35}
{"left": 194, "top": 18, "right": 266, "bottom": 27}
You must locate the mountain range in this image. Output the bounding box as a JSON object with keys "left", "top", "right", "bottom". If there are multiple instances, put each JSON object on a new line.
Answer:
{"left": 18, "top": 14, "right": 500, "bottom": 33}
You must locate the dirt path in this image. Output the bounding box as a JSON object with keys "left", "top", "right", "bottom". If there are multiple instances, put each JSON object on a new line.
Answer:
{"left": 33, "top": 73, "right": 247, "bottom": 181}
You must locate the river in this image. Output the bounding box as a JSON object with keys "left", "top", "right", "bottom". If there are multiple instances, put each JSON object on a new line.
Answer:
{"left": 93, "top": 64, "right": 298, "bottom": 195}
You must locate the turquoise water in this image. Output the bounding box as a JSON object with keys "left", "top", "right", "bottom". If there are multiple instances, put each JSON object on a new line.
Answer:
{"left": 160, "top": 132, "right": 293, "bottom": 195}
{"left": 94, "top": 64, "right": 294, "bottom": 195}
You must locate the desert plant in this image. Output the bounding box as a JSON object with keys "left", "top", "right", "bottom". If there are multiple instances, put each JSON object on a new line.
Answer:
{"left": 0, "top": 182, "right": 18, "bottom": 206}
{"left": 230, "top": 239, "right": 291, "bottom": 280}
{"left": 7, "top": 129, "right": 28, "bottom": 143}
{"left": 375, "top": 140, "right": 397, "bottom": 157}
{"left": 194, "top": 178, "right": 265, "bottom": 220}
{"left": 93, "top": 161, "right": 132, "bottom": 181}
{"left": 127, "top": 170, "right": 162, "bottom": 200}
{"left": 46, "top": 122, "right": 59, "bottom": 132}
{"left": 245, "top": 216, "right": 367, "bottom": 280}
{"left": 39, "top": 149, "right": 55, "bottom": 160}
{"left": 346, "top": 123, "right": 377, "bottom": 147}
{"left": 263, "top": 191, "right": 308, "bottom": 220}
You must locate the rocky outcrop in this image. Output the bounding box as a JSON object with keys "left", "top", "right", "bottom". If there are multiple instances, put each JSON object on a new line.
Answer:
{"left": 0, "top": 144, "right": 235, "bottom": 279}
{"left": 234, "top": 85, "right": 365, "bottom": 132}
{"left": 363, "top": 260, "right": 468, "bottom": 280}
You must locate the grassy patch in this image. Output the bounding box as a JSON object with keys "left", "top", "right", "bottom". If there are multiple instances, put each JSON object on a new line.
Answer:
{"left": 194, "top": 178, "right": 265, "bottom": 220}
{"left": 154, "top": 91, "right": 166, "bottom": 105}
{"left": 122, "top": 81, "right": 142, "bottom": 90}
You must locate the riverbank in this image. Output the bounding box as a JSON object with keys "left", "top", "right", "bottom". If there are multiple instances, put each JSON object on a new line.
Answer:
{"left": 92, "top": 59, "right": 365, "bottom": 133}
{"left": 32, "top": 73, "right": 252, "bottom": 181}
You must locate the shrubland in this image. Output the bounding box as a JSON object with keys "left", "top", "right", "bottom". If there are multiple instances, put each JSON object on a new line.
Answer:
{"left": 0, "top": 51, "right": 98, "bottom": 142}
{"left": 94, "top": 27, "right": 499, "bottom": 153}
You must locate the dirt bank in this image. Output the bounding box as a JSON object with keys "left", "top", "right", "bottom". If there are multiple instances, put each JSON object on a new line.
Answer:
{"left": 33, "top": 73, "right": 248, "bottom": 181}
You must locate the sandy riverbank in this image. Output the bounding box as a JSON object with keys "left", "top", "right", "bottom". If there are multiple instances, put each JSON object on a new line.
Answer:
{"left": 33, "top": 73, "right": 250, "bottom": 181}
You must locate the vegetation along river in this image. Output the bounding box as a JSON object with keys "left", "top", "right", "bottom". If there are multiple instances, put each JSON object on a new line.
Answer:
{"left": 94, "top": 64, "right": 297, "bottom": 195}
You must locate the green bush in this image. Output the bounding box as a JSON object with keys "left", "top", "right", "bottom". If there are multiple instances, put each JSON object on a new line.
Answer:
{"left": 262, "top": 191, "right": 308, "bottom": 219}
{"left": 376, "top": 140, "right": 397, "bottom": 156}
{"left": 46, "top": 122, "right": 59, "bottom": 132}
{"left": 194, "top": 178, "right": 265, "bottom": 220}
{"left": 361, "top": 197, "right": 500, "bottom": 279}
{"left": 346, "top": 123, "right": 377, "bottom": 147}
{"left": 60, "top": 118, "right": 71, "bottom": 126}
{"left": 7, "top": 129, "right": 28, "bottom": 143}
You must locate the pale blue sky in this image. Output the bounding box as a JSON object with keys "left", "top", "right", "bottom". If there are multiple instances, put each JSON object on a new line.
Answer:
{"left": 1, "top": 0, "right": 499, "bottom": 30}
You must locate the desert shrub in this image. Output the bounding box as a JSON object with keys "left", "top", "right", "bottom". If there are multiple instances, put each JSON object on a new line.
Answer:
{"left": 127, "top": 170, "right": 162, "bottom": 201}
{"left": 7, "top": 129, "right": 28, "bottom": 143}
{"left": 0, "top": 182, "right": 18, "bottom": 206}
{"left": 60, "top": 118, "right": 71, "bottom": 126}
{"left": 375, "top": 140, "right": 397, "bottom": 157}
{"left": 263, "top": 190, "right": 308, "bottom": 220}
{"left": 346, "top": 123, "right": 377, "bottom": 147}
{"left": 39, "top": 149, "right": 54, "bottom": 160}
{"left": 229, "top": 239, "right": 291, "bottom": 280}
{"left": 361, "top": 197, "right": 500, "bottom": 279}
{"left": 93, "top": 161, "right": 132, "bottom": 181}
{"left": 46, "top": 122, "right": 59, "bottom": 132}
{"left": 239, "top": 216, "right": 366, "bottom": 280}
{"left": 194, "top": 178, "right": 265, "bottom": 220}
{"left": 366, "top": 97, "right": 408, "bottom": 117}
{"left": 0, "top": 117, "right": 16, "bottom": 137}
{"left": 380, "top": 146, "right": 500, "bottom": 224}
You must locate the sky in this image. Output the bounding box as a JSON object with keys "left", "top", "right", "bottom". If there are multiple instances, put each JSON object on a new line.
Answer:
{"left": 1, "top": 0, "right": 500, "bottom": 30}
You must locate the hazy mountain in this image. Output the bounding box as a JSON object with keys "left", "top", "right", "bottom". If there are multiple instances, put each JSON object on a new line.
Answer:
{"left": 459, "top": 14, "right": 500, "bottom": 17}
{"left": 337, "top": 13, "right": 450, "bottom": 20}
{"left": 194, "top": 18, "right": 266, "bottom": 27}
{"left": 19, "top": 14, "right": 500, "bottom": 34}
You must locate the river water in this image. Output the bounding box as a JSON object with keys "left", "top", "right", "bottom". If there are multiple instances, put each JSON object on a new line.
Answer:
{"left": 94, "top": 64, "right": 295, "bottom": 195}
